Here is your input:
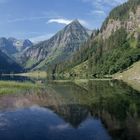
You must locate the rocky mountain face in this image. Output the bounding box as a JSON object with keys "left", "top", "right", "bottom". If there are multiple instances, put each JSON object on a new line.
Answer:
{"left": 0, "top": 37, "right": 32, "bottom": 56}
{"left": 94, "top": 0, "right": 140, "bottom": 54}
{"left": 100, "top": 1, "right": 140, "bottom": 41}
{"left": 21, "top": 20, "right": 90, "bottom": 69}
{"left": 0, "top": 50, "right": 23, "bottom": 73}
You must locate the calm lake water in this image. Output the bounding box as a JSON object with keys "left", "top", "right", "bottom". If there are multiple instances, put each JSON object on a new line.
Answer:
{"left": 0, "top": 76, "right": 140, "bottom": 140}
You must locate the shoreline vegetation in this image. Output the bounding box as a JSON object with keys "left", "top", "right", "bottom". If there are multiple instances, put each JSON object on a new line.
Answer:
{"left": 1, "top": 60, "right": 140, "bottom": 93}
{"left": 0, "top": 81, "right": 42, "bottom": 95}
{"left": 0, "top": 69, "right": 140, "bottom": 91}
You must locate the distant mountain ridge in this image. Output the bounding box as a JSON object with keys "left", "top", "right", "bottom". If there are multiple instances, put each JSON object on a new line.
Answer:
{"left": 0, "top": 37, "right": 32, "bottom": 73}
{"left": 0, "top": 50, "right": 23, "bottom": 73}
{"left": 21, "top": 20, "right": 90, "bottom": 70}
{"left": 0, "top": 37, "right": 33, "bottom": 56}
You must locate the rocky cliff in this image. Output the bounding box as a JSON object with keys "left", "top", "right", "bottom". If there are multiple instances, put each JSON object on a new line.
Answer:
{"left": 100, "top": 4, "right": 140, "bottom": 40}
{"left": 21, "top": 20, "right": 90, "bottom": 70}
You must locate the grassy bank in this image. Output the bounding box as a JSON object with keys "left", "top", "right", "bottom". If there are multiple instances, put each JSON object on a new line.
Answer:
{"left": 0, "top": 81, "right": 42, "bottom": 94}
{"left": 113, "top": 61, "right": 140, "bottom": 91}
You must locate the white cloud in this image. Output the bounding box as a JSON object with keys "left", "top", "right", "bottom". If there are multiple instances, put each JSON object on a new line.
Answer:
{"left": 91, "top": 10, "right": 106, "bottom": 16}
{"left": 47, "top": 18, "right": 89, "bottom": 27}
{"left": 48, "top": 18, "right": 72, "bottom": 25}
{"left": 30, "top": 33, "right": 54, "bottom": 43}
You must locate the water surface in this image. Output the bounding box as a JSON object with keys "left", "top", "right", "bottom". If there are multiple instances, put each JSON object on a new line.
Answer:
{"left": 0, "top": 77, "right": 140, "bottom": 140}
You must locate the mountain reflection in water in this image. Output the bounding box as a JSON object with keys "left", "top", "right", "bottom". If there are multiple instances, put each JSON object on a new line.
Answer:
{"left": 0, "top": 77, "right": 139, "bottom": 140}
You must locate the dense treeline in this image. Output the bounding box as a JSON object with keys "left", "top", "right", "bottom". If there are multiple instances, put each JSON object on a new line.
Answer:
{"left": 88, "top": 28, "right": 140, "bottom": 77}
{"left": 91, "top": 28, "right": 140, "bottom": 76}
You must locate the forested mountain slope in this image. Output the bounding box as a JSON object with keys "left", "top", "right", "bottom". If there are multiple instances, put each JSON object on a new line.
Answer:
{"left": 52, "top": 0, "right": 140, "bottom": 78}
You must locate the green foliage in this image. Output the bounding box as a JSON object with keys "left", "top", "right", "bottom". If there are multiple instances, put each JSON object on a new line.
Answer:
{"left": 90, "top": 28, "right": 140, "bottom": 76}
{"left": 95, "top": 47, "right": 140, "bottom": 75}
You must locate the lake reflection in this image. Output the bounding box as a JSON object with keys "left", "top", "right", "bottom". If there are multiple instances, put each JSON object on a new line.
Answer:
{"left": 0, "top": 78, "right": 140, "bottom": 140}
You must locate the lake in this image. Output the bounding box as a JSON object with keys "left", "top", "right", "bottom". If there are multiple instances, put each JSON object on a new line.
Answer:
{"left": 0, "top": 76, "right": 139, "bottom": 140}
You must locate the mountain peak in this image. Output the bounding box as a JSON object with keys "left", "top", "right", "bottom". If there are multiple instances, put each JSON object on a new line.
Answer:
{"left": 21, "top": 18, "right": 90, "bottom": 70}
{"left": 70, "top": 19, "right": 81, "bottom": 25}
{"left": 65, "top": 19, "right": 84, "bottom": 31}
{"left": 72, "top": 19, "right": 80, "bottom": 23}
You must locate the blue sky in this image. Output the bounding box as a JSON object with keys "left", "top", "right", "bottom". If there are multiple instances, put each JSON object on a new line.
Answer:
{"left": 0, "top": 0, "right": 127, "bottom": 42}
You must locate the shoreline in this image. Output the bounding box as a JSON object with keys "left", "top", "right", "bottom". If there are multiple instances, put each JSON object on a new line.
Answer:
{"left": 1, "top": 73, "right": 140, "bottom": 92}
{"left": 113, "top": 61, "right": 140, "bottom": 92}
